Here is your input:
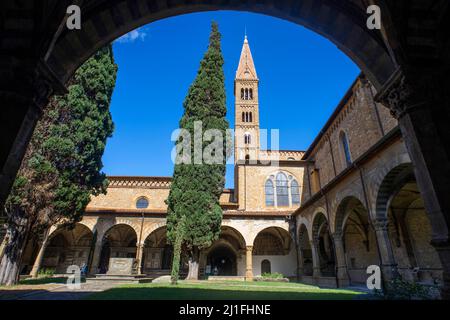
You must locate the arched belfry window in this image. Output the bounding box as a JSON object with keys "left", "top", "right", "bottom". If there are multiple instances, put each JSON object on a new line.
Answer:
{"left": 242, "top": 112, "right": 245, "bottom": 122}
{"left": 291, "top": 180, "right": 301, "bottom": 205}
{"left": 241, "top": 88, "right": 244, "bottom": 100}
{"left": 276, "top": 173, "right": 289, "bottom": 207}
{"left": 244, "top": 133, "right": 251, "bottom": 145}
{"left": 245, "top": 88, "right": 249, "bottom": 100}
{"left": 340, "top": 131, "right": 352, "bottom": 167}
{"left": 249, "top": 112, "right": 253, "bottom": 122}
{"left": 249, "top": 89, "right": 253, "bottom": 100}
{"left": 265, "top": 180, "right": 275, "bottom": 206}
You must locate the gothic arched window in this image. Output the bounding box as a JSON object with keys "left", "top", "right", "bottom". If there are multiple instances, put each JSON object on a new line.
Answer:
{"left": 241, "top": 88, "right": 244, "bottom": 100}
{"left": 340, "top": 131, "right": 352, "bottom": 167}
{"left": 242, "top": 112, "right": 245, "bottom": 122}
{"left": 276, "top": 173, "right": 289, "bottom": 207}
{"left": 249, "top": 112, "right": 253, "bottom": 122}
{"left": 265, "top": 180, "right": 275, "bottom": 206}
{"left": 245, "top": 88, "right": 249, "bottom": 100}
{"left": 249, "top": 88, "right": 253, "bottom": 100}
{"left": 291, "top": 179, "right": 301, "bottom": 205}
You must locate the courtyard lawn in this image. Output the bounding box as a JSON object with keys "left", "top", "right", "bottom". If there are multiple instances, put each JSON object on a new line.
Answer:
{"left": 85, "top": 280, "right": 366, "bottom": 300}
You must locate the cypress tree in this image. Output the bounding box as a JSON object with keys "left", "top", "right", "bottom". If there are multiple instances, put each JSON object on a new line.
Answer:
{"left": 0, "top": 46, "right": 117, "bottom": 285}
{"left": 166, "top": 22, "right": 230, "bottom": 282}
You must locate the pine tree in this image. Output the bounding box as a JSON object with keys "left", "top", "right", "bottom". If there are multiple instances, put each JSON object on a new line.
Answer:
{"left": 0, "top": 46, "right": 117, "bottom": 285}
{"left": 166, "top": 22, "right": 230, "bottom": 282}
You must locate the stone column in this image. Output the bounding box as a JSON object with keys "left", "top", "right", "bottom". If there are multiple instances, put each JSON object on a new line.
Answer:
{"left": 377, "top": 69, "right": 450, "bottom": 298}
{"left": 135, "top": 243, "right": 145, "bottom": 275}
{"left": 310, "top": 238, "right": 321, "bottom": 279}
{"left": 332, "top": 232, "right": 349, "bottom": 287}
{"left": 0, "top": 61, "right": 63, "bottom": 209}
{"left": 373, "top": 218, "right": 398, "bottom": 282}
{"left": 297, "top": 246, "right": 304, "bottom": 280}
{"left": 245, "top": 246, "right": 253, "bottom": 280}
{"left": 89, "top": 238, "right": 103, "bottom": 275}
{"left": 29, "top": 228, "right": 51, "bottom": 278}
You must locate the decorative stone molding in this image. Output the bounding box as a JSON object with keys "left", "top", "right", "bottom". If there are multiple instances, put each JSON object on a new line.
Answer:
{"left": 108, "top": 176, "right": 172, "bottom": 189}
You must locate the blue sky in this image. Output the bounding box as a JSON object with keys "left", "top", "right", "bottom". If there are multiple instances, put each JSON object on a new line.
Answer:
{"left": 103, "top": 11, "right": 360, "bottom": 188}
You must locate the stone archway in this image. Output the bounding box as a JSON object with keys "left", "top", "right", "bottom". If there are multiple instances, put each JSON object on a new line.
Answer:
{"left": 98, "top": 224, "right": 137, "bottom": 274}
{"left": 335, "top": 196, "right": 380, "bottom": 285}
{"left": 2, "top": 0, "right": 450, "bottom": 298}
{"left": 298, "top": 224, "right": 313, "bottom": 277}
{"left": 312, "top": 212, "right": 336, "bottom": 277}
{"left": 252, "top": 226, "right": 295, "bottom": 278}
{"left": 203, "top": 226, "right": 246, "bottom": 278}
{"left": 382, "top": 164, "right": 443, "bottom": 285}
{"left": 41, "top": 223, "right": 94, "bottom": 274}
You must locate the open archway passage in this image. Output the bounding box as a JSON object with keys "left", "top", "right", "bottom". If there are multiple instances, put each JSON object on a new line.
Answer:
{"left": 207, "top": 246, "right": 237, "bottom": 276}
{"left": 40, "top": 224, "right": 93, "bottom": 274}
{"left": 98, "top": 224, "right": 137, "bottom": 274}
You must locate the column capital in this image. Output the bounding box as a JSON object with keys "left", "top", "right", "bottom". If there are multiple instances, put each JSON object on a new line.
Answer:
{"left": 375, "top": 68, "right": 444, "bottom": 120}
{"left": 246, "top": 245, "right": 253, "bottom": 251}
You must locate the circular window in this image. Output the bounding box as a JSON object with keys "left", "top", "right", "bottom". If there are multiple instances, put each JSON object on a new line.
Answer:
{"left": 136, "top": 197, "right": 149, "bottom": 209}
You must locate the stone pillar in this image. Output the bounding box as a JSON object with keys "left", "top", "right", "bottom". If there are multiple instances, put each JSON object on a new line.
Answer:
{"left": 297, "top": 246, "right": 304, "bottom": 280}
{"left": 377, "top": 69, "right": 450, "bottom": 298}
{"left": 135, "top": 243, "right": 145, "bottom": 275}
{"left": 29, "top": 229, "right": 51, "bottom": 278}
{"left": 0, "top": 61, "right": 63, "bottom": 209}
{"left": 89, "top": 238, "right": 103, "bottom": 275}
{"left": 373, "top": 218, "right": 398, "bottom": 282}
{"left": 333, "top": 232, "right": 349, "bottom": 287}
{"left": 245, "top": 246, "right": 253, "bottom": 280}
{"left": 310, "top": 238, "right": 321, "bottom": 280}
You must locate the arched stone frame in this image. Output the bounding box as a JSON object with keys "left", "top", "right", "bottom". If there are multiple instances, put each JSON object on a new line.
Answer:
{"left": 94, "top": 218, "right": 141, "bottom": 244}
{"left": 202, "top": 225, "right": 247, "bottom": 277}
{"left": 252, "top": 226, "right": 295, "bottom": 277}
{"left": 252, "top": 226, "right": 292, "bottom": 255}
{"left": 247, "top": 222, "right": 290, "bottom": 247}
{"left": 140, "top": 221, "right": 167, "bottom": 246}
{"left": 312, "top": 210, "right": 336, "bottom": 276}
{"left": 333, "top": 195, "right": 380, "bottom": 285}
{"left": 329, "top": 187, "right": 365, "bottom": 233}
{"left": 366, "top": 151, "right": 411, "bottom": 220}
{"left": 297, "top": 222, "right": 313, "bottom": 277}
{"left": 42, "top": 223, "right": 95, "bottom": 273}
{"left": 375, "top": 162, "right": 443, "bottom": 284}
{"left": 220, "top": 220, "right": 249, "bottom": 247}
{"left": 49, "top": 1, "right": 395, "bottom": 90}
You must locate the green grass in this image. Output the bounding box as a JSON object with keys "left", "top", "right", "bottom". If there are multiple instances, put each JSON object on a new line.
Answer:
{"left": 86, "top": 280, "right": 365, "bottom": 300}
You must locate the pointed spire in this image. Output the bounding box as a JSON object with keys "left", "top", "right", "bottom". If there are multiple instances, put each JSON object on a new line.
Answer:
{"left": 236, "top": 35, "right": 258, "bottom": 80}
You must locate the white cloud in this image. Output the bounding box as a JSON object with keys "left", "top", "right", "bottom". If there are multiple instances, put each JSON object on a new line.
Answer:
{"left": 116, "top": 28, "right": 148, "bottom": 43}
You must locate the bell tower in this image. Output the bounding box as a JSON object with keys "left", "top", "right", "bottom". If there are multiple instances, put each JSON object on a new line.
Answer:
{"left": 234, "top": 35, "right": 260, "bottom": 163}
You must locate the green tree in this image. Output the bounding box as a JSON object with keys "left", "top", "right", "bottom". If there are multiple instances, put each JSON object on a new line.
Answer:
{"left": 0, "top": 46, "right": 117, "bottom": 286}
{"left": 166, "top": 22, "right": 230, "bottom": 282}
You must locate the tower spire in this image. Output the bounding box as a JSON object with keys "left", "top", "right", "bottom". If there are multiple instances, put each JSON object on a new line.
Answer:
{"left": 236, "top": 34, "right": 258, "bottom": 80}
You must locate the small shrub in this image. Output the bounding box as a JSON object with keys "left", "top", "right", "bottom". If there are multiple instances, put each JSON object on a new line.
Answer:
{"left": 261, "top": 272, "right": 284, "bottom": 279}
{"left": 38, "top": 268, "right": 55, "bottom": 277}
{"left": 375, "top": 278, "right": 436, "bottom": 300}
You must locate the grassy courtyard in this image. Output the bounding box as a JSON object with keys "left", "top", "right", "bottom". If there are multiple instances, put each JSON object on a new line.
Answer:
{"left": 86, "top": 280, "right": 366, "bottom": 300}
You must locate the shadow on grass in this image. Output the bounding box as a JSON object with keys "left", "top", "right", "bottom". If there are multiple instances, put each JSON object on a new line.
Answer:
{"left": 19, "top": 277, "right": 86, "bottom": 285}
{"left": 86, "top": 286, "right": 363, "bottom": 300}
